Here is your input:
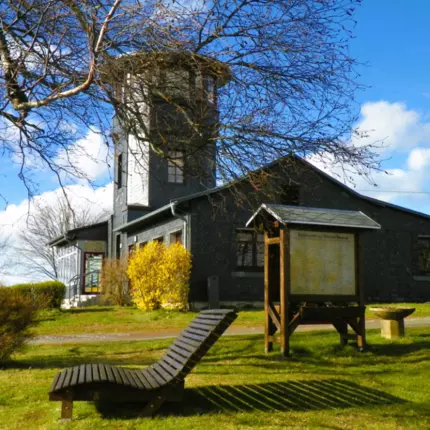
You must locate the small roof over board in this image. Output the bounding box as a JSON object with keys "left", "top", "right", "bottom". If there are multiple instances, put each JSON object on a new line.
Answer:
{"left": 246, "top": 204, "right": 381, "bottom": 230}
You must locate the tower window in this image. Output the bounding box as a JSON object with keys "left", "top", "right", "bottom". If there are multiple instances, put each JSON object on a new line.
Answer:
{"left": 206, "top": 76, "right": 216, "bottom": 103}
{"left": 168, "top": 151, "right": 184, "bottom": 183}
{"left": 117, "top": 153, "right": 123, "bottom": 189}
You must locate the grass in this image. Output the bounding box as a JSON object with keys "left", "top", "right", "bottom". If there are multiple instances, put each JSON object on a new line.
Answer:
{"left": 1, "top": 327, "right": 430, "bottom": 429}
{"left": 34, "top": 302, "right": 430, "bottom": 337}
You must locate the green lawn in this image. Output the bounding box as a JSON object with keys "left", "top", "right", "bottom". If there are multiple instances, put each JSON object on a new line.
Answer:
{"left": 1, "top": 328, "right": 430, "bottom": 429}
{"left": 35, "top": 302, "right": 430, "bottom": 336}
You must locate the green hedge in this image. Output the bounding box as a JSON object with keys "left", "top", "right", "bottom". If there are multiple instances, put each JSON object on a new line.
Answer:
{"left": 11, "top": 281, "right": 66, "bottom": 309}
{"left": 0, "top": 288, "right": 38, "bottom": 363}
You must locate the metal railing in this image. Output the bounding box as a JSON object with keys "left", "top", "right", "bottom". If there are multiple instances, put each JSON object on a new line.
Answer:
{"left": 66, "top": 270, "right": 101, "bottom": 306}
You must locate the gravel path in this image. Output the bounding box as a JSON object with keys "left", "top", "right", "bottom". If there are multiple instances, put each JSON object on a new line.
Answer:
{"left": 30, "top": 317, "right": 430, "bottom": 345}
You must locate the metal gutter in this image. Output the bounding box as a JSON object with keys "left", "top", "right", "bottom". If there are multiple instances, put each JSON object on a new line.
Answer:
{"left": 112, "top": 203, "right": 173, "bottom": 232}
{"left": 170, "top": 201, "right": 188, "bottom": 248}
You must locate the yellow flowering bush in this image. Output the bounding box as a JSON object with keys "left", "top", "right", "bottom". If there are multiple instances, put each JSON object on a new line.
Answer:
{"left": 127, "top": 241, "right": 192, "bottom": 311}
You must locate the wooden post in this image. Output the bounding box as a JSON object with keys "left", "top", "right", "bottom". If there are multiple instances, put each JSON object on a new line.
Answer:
{"left": 356, "top": 232, "right": 366, "bottom": 351}
{"left": 141, "top": 394, "right": 166, "bottom": 417}
{"left": 334, "top": 321, "right": 348, "bottom": 347}
{"left": 279, "top": 228, "right": 290, "bottom": 357}
{"left": 61, "top": 400, "right": 73, "bottom": 420}
{"left": 264, "top": 232, "right": 272, "bottom": 353}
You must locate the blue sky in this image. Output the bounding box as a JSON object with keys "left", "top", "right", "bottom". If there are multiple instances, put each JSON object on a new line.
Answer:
{"left": 2, "top": 1, "right": 430, "bottom": 283}
{"left": 2, "top": 1, "right": 430, "bottom": 209}
{"left": 344, "top": 1, "right": 430, "bottom": 211}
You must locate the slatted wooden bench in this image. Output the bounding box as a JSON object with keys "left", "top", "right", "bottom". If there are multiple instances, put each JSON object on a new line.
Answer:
{"left": 49, "top": 309, "right": 237, "bottom": 419}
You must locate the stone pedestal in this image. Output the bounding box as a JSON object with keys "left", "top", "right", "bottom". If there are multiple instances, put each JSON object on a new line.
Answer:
{"left": 369, "top": 307, "right": 415, "bottom": 339}
{"left": 380, "top": 319, "right": 405, "bottom": 339}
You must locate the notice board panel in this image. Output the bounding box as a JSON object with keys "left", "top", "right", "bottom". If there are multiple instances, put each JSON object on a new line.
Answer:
{"left": 290, "top": 230, "right": 355, "bottom": 296}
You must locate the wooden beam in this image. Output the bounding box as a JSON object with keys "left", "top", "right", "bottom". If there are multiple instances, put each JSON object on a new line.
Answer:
{"left": 140, "top": 394, "right": 166, "bottom": 417}
{"left": 288, "top": 311, "right": 302, "bottom": 336}
{"left": 266, "top": 237, "right": 280, "bottom": 245}
{"left": 279, "top": 228, "right": 290, "bottom": 357}
{"left": 332, "top": 321, "right": 348, "bottom": 347}
{"left": 264, "top": 232, "right": 272, "bottom": 353}
{"left": 267, "top": 304, "right": 281, "bottom": 331}
{"left": 356, "top": 232, "right": 366, "bottom": 351}
{"left": 61, "top": 400, "right": 73, "bottom": 420}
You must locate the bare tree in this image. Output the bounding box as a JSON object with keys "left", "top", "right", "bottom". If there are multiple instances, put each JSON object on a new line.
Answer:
{"left": 0, "top": 229, "right": 9, "bottom": 283}
{"left": 18, "top": 197, "right": 105, "bottom": 280}
{"left": 0, "top": 0, "right": 379, "bottom": 202}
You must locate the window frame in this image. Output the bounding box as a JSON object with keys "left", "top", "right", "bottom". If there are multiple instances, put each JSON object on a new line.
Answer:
{"left": 206, "top": 75, "right": 217, "bottom": 104}
{"left": 280, "top": 185, "right": 300, "bottom": 206}
{"left": 416, "top": 236, "right": 430, "bottom": 275}
{"left": 236, "top": 228, "right": 264, "bottom": 271}
{"left": 115, "top": 234, "right": 122, "bottom": 259}
{"left": 167, "top": 150, "right": 185, "bottom": 184}
{"left": 82, "top": 252, "right": 104, "bottom": 295}
{"left": 116, "top": 153, "right": 123, "bottom": 189}
{"left": 170, "top": 230, "right": 183, "bottom": 245}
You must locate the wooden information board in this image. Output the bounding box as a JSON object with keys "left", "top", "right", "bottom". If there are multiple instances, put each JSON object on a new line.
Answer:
{"left": 290, "top": 230, "right": 356, "bottom": 296}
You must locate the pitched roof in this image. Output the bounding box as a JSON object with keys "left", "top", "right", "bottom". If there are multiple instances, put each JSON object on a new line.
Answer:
{"left": 172, "top": 155, "right": 430, "bottom": 219}
{"left": 48, "top": 219, "right": 109, "bottom": 247}
{"left": 246, "top": 204, "right": 381, "bottom": 230}
{"left": 114, "top": 155, "right": 430, "bottom": 233}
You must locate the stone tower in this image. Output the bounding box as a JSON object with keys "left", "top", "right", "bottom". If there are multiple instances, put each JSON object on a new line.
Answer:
{"left": 108, "top": 52, "right": 231, "bottom": 230}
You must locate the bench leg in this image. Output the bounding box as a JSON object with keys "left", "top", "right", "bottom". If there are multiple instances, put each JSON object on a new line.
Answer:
{"left": 61, "top": 400, "right": 73, "bottom": 420}
{"left": 141, "top": 394, "right": 166, "bottom": 417}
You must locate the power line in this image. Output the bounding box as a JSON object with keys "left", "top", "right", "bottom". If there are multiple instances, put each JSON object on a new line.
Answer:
{"left": 358, "top": 190, "right": 430, "bottom": 195}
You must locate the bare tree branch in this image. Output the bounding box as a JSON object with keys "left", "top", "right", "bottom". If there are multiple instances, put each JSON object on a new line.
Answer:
{"left": 17, "top": 197, "right": 106, "bottom": 280}
{"left": 0, "top": 0, "right": 380, "bottom": 203}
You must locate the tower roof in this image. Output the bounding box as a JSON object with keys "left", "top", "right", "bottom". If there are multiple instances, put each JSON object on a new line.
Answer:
{"left": 101, "top": 51, "right": 231, "bottom": 87}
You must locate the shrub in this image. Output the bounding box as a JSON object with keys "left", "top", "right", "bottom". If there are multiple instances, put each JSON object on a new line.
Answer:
{"left": 128, "top": 242, "right": 192, "bottom": 311}
{"left": 11, "top": 281, "right": 65, "bottom": 309}
{"left": 100, "top": 257, "right": 130, "bottom": 306}
{"left": 0, "top": 288, "right": 38, "bottom": 363}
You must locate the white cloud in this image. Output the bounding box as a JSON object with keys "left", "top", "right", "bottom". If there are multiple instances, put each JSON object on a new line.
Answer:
{"left": 309, "top": 101, "right": 430, "bottom": 213}
{"left": 407, "top": 147, "right": 430, "bottom": 171}
{"left": 351, "top": 101, "right": 430, "bottom": 153}
{"left": 54, "top": 129, "right": 112, "bottom": 183}
{"left": 0, "top": 182, "right": 113, "bottom": 285}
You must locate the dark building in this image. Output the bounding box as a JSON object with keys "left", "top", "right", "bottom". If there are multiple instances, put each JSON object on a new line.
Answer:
{"left": 113, "top": 157, "right": 430, "bottom": 307}
{"left": 50, "top": 53, "right": 430, "bottom": 307}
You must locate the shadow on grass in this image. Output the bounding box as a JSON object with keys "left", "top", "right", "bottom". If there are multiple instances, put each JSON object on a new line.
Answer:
{"left": 368, "top": 341, "right": 430, "bottom": 356}
{"left": 95, "top": 379, "right": 404, "bottom": 419}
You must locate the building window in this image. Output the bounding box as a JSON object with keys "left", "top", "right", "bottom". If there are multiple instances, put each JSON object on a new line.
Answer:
{"left": 280, "top": 186, "right": 300, "bottom": 206}
{"left": 128, "top": 244, "right": 135, "bottom": 255}
{"left": 417, "top": 237, "right": 430, "bottom": 275}
{"left": 153, "top": 236, "right": 164, "bottom": 243}
{"left": 83, "top": 252, "right": 103, "bottom": 294}
{"left": 168, "top": 151, "right": 184, "bottom": 183}
{"left": 139, "top": 242, "right": 147, "bottom": 249}
{"left": 236, "top": 229, "right": 264, "bottom": 269}
{"left": 206, "top": 75, "right": 216, "bottom": 103}
{"left": 116, "top": 234, "right": 122, "bottom": 258}
{"left": 117, "top": 153, "right": 123, "bottom": 189}
{"left": 170, "top": 230, "right": 183, "bottom": 245}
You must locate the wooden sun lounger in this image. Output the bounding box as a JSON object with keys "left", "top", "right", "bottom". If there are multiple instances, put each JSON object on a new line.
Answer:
{"left": 49, "top": 309, "right": 237, "bottom": 419}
